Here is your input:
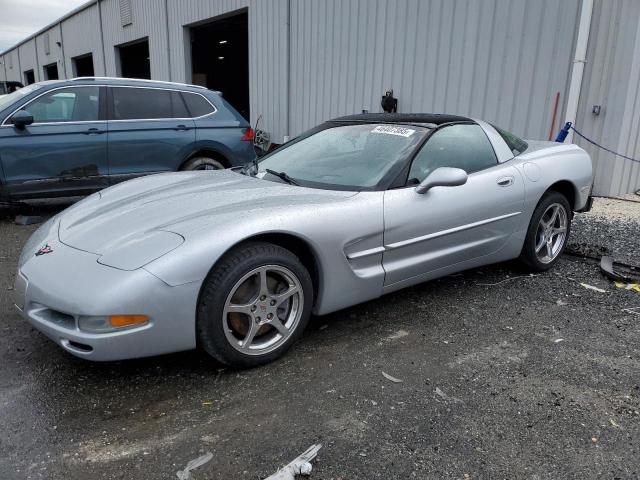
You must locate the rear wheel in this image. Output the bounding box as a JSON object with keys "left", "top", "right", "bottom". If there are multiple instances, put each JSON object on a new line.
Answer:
{"left": 181, "top": 156, "right": 225, "bottom": 171}
{"left": 197, "top": 242, "right": 313, "bottom": 368}
{"left": 519, "top": 191, "right": 571, "bottom": 271}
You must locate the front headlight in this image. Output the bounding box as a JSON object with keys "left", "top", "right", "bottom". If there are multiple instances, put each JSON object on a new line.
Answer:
{"left": 78, "top": 315, "right": 150, "bottom": 333}
{"left": 97, "top": 230, "right": 184, "bottom": 270}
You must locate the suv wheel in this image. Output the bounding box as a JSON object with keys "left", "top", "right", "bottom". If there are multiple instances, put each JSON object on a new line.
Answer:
{"left": 181, "top": 156, "right": 225, "bottom": 171}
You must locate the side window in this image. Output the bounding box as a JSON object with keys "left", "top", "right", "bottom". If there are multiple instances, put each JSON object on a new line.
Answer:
{"left": 111, "top": 87, "right": 187, "bottom": 120}
{"left": 182, "top": 92, "right": 215, "bottom": 118}
{"left": 0, "top": 84, "right": 6, "bottom": 95}
{"left": 408, "top": 124, "right": 497, "bottom": 183}
{"left": 21, "top": 87, "right": 99, "bottom": 123}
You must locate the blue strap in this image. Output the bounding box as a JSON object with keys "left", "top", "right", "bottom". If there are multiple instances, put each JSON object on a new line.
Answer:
{"left": 569, "top": 125, "right": 640, "bottom": 164}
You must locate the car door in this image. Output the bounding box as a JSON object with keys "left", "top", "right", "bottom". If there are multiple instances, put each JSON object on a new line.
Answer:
{"left": 0, "top": 85, "right": 108, "bottom": 199}
{"left": 106, "top": 86, "right": 195, "bottom": 184}
{"left": 382, "top": 123, "right": 524, "bottom": 286}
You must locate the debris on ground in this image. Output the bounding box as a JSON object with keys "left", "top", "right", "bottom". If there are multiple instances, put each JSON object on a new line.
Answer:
{"left": 381, "top": 371, "right": 403, "bottom": 383}
{"left": 435, "top": 387, "right": 461, "bottom": 403}
{"left": 622, "top": 307, "right": 640, "bottom": 315}
{"left": 387, "top": 329, "right": 409, "bottom": 340}
{"left": 580, "top": 283, "right": 607, "bottom": 293}
{"left": 600, "top": 256, "right": 640, "bottom": 283}
{"left": 615, "top": 282, "right": 640, "bottom": 293}
{"left": 176, "top": 452, "right": 213, "bottom": 480}
{"left": 264, "top": 444, "right": 322, "bottom": 480}
{"left": 476, "top": 274, "right": 536, "bottom": 286}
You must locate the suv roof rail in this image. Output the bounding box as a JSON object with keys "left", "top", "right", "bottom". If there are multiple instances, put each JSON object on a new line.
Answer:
{"left": 70, "top": 77, "right": 209, "bottom": 90}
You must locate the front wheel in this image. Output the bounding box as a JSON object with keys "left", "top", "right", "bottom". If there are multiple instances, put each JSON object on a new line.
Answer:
{"left": 519, "top": 191, "right": 571, "bottom": 271}
{"left": 196, "top": 242, "right": 313, "bottom": 368}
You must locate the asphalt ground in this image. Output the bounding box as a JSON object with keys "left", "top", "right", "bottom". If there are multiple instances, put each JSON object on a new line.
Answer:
{"left": 1, "top": 198, "right": 639, "bottom": 479}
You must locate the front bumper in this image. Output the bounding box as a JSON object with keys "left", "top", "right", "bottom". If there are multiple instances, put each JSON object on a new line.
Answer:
{"left": 15, "top": 237, "right": 200, "bottom": 361}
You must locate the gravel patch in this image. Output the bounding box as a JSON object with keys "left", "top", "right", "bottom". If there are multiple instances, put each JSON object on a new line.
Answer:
{"left": 570, "top": 197, "right": 640, "bottom": 266}
{"left": 1, "top": 198, "right": 639, "bottom": 479}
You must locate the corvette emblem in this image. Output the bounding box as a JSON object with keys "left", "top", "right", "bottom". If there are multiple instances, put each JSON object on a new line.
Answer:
{"left": 35, "top": 244, "right": 53, "bottom": 256}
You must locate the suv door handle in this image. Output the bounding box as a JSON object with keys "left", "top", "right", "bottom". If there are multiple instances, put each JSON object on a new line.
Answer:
{"left": 174, "top": 124, "right": 190, "bottom": 131}
{"left": 496, "top": 176, "right": 514, "bottom": 187}
{"left": 84, "top": 127, "right": 105, "bottom": 135}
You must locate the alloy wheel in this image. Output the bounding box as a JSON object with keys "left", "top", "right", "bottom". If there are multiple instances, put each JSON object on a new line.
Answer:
{"left": 222, "top": 265, "right": 303, "bottom": 355}
{"left": 534, "top": 203, "right": 568, "bottom": 264}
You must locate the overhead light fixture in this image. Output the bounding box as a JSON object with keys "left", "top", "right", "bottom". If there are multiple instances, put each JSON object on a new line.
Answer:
{"left": 219, "top": 40, "right": 227, "bottom": 44}
{"left": 218, "top": 56, "right": 224, "bottom": 60}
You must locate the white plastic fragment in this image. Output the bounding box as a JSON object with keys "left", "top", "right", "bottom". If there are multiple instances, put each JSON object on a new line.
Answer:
{"left": 381, "top": 371, "right": 403, "bottom": 383}
{"left": 176, "top": 452, "right": 213, "bottom": 480}
{"left": 580, "top": 283, "right": 607, "bottom": 293}
{"left": 554, "top": 338, "right": 565, "bottom": 343}
{"left": 265, "top": 444, "right": 322, "bottom": 480}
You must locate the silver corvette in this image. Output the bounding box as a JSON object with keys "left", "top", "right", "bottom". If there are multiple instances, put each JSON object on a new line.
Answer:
{"left": 15, "top": 114, "right": 593, "bottom": 367}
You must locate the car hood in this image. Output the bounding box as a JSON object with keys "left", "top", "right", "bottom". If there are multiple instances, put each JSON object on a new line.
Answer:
{"left": 58, "top": 170, "right": 356, "bottom": 254}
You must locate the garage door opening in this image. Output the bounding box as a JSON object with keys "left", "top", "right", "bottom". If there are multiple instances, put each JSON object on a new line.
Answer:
{"left": 190, "top": 10, "right": 249, "bottom": 119}
{"left": 117, "top": 38, "right": 150, "bottom": 79}
{"left": 24, "top": 69, "right": 35, "bottom": 85}
{"left": 73, "top": 53, "right": 94, "bottom": 77}
{"left": 43, "top": 62, "right": 59, "bottom": 80}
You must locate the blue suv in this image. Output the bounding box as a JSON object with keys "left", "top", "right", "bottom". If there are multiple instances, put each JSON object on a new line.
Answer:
{"left": 0, "top": 77, "right": 256, "bottom": 200}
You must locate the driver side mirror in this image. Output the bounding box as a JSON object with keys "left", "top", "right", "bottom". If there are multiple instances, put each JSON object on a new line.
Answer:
{"left": 12, "top": 110, "right": 34, "bottom": 130}
{"left": 415, "top": 167, "right": 468, "bottom": 194}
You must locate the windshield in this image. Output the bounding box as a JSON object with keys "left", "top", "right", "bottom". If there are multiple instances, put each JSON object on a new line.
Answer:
{"left": 0, "top": 83, "right": 42, "bottom": 112}
{"left": 256, "top": 124, "right": 427, "bottom": 190}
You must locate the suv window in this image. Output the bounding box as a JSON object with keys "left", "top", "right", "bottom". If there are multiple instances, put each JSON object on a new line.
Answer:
{"left": 22, "top": 86, "right": 99, "bottom": 123}
{"left": 491, "top": 124, "right": 528, "bottom": 156}
{"left": 182, "top": 92, "right": 215, "bottom": 117}
{"left": 111, "top": 87, "right": 189, "bottom": 120}
{"left": 408, "top": 124, "right": 497, "bottom": 183}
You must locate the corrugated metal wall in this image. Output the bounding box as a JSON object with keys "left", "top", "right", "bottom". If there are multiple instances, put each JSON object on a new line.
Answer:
{"left": 574, "top": 0, "right": 640, "bottom": 197}
{"left": 99, "top": 0, "right": 170, "bottom": 79}
{"left": 288, "top": 0, "right": 579, "bottom": 142}
{"left": 17, "top": 41, "right": 38, "bottom": 83}
{"left": 248, "top": 0, "right": 289, "bottom": 143}
{"left": 36, "top": 25, "right": 64, "bottom": 79}
{"left": 0, "top": 0, "right": 639, "bottom": 196}
{"left": 61, "top": 4, "right": 106, "bottom": 77}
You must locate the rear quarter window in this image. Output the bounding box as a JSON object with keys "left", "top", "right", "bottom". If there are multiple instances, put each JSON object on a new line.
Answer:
{"left": 182, "top": 92, "right": 215, "bottom": 118}
{"left": 492, "top": 124, "right": 528, "bottom": 156}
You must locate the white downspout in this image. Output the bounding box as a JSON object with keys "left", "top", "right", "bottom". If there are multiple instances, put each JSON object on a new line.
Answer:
{"left": 563, "top": 0, "right": 594, "bottom": 143}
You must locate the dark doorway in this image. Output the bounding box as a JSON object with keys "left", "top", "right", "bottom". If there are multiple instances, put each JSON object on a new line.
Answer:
{"left": 73, "top": 54, "right": 94, "bottom": 77}
{"left": 24, "top": 69, "right": 35, "bottom": 85}
{"left": 118, "top": 38, "right": 150, "bottom": 79}
{"left": 190, "top": 10, "right": 249, "bottom": 119}
{"left": 43, "top": 62, "right": 59, "bottom": 80}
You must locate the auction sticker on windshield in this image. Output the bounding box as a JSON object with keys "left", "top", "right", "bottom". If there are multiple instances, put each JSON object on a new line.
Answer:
{"left": 371, "top": 125, "right": 416, "bottom": 137}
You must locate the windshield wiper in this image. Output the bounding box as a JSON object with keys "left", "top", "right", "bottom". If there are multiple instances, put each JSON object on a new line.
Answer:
{"left": 265, "top": 169, "right": 300, "bottom": 186}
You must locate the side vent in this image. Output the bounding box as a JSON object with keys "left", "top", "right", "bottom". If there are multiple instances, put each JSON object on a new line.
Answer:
{"left": 119, "top": 0, "right": 133, "bottom": 27}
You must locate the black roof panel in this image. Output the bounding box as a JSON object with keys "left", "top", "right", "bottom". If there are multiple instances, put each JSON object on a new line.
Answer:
{"left": 328, "top": 113, "right": 472, "bottom": 126}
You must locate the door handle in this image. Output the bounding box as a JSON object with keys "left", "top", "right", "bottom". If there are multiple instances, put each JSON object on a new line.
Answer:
{"left": 174, "top": 124, "right": 190, "bottom": 131}
{"left": 84, "top": 127, "right": 105, "bottom": 135}
{"left": 496, "top": 176, "right": 514, "bottom": 187}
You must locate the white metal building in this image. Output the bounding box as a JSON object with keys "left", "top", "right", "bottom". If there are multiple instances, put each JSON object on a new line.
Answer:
{"left": 1, "top": 0, "right": 639, "bottom": 197}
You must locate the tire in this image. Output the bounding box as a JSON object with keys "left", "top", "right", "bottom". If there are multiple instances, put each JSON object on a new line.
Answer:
{"left": 519, "top": 191, "right": 572, "bottom": 272}
{"left": 196, "top": 242, "right": 313, "bottom": 368}
{"left": 181, "top": 156, "right": 225, "bottom": 171}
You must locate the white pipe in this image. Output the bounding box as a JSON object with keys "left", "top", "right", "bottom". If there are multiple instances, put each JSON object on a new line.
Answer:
{"left": 563, "top": 0, "right": 594, "bottom": 143}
